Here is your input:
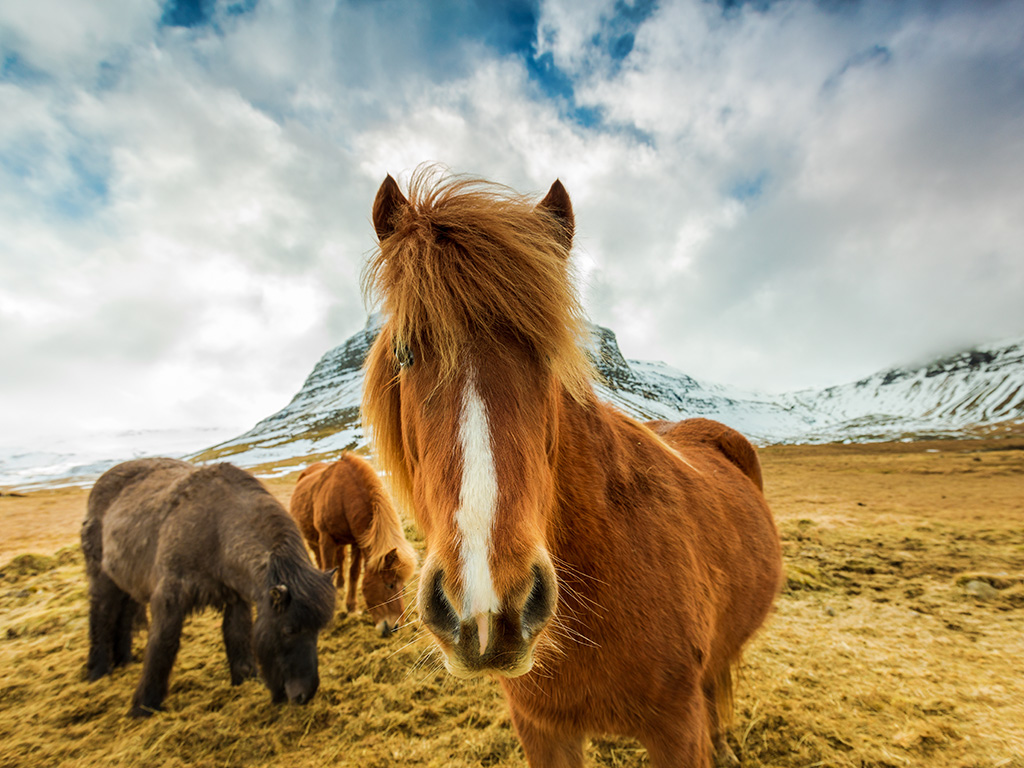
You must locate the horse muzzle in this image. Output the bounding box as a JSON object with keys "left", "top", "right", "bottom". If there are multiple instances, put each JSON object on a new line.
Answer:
{"left": 376, "top": 618, "right": 400, "bottom": 638}
{"left": 419, "top": 563, "right": 556, "bottom": 678}
{"left": 284, "top": 677, "right": 319, "bottom": 705}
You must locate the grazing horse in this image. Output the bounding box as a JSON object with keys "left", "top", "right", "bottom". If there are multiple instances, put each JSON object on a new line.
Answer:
{"left": 82, "top": 458, "right": 336, "bottom": 717}
{"left": 288, "top": 453, "right": 417, "bottom": 637}
{"left": 361, "top": 169, "right": 783, "bottom": 767}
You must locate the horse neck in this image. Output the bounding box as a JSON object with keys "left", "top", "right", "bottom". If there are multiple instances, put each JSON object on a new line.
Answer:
{"left": 547, "top": 388, "right": 650, "bottom": 556}
{"left": 222, "top": 498, "right": 308, "bottom": 602}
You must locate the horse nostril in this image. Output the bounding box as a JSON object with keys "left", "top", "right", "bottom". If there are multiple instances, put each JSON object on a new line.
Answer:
{"left": 522, "top": 564, "right": 555, "bottom": 637}
{"left": 422, "top": 568, "right": 460, "bottom": 640}
{"left": 285, "top": 678, "right": 317, "bottom": 705}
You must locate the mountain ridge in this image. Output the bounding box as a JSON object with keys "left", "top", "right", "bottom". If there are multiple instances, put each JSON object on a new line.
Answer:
{"left": 192, "top": 319, "right": 1024, "bottom": 470}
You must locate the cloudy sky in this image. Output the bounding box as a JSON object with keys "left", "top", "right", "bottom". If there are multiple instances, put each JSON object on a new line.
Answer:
{"left": 2, "top": 0, "right": 1022, "bottom": 454}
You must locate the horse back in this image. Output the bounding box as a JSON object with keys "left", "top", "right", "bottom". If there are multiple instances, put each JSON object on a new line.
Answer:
{"left": 648, "top": 417, "right": 763, "bottom": 490}
{"left": 83, "top": 458, "right": 197, "bottom": 599}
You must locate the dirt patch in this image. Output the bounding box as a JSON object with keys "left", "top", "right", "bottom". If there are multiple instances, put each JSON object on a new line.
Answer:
{"left": 1, "top": 438, "right": 1023, "bottom": 766}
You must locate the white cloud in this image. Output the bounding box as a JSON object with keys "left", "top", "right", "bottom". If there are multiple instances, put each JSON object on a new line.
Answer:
{"left": 524, "top": 0, "right": 1024, "bottom": 390}
{"left": 1, "top": 0, "right": 1023, "bottom": 455}
{"left": 0, "top": 0, "right": 160, "bottom": 75}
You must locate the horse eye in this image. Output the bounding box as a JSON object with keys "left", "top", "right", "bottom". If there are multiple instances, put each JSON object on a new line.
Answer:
{"left": 395, "top": 342, "right": 414, "bottom": 368}
{"left": 386, "top": 582, "right": 396, "bottom": 591}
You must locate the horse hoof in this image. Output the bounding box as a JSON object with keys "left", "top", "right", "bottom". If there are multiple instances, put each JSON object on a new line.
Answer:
{"left": 127, "top": 704, "right": 156, "bottom": 718}
{"left": 85, "top": 667, "right": 108, "bottom": 683}
{"left": 713, "top": 742, "right": 740, "bottom": 768}
{"left": 230, "top": 662, "right": 256, "bottom": 685}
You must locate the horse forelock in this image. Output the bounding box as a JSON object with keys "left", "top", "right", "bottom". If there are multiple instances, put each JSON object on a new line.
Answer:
{"left": 361, "top": 167, "right": 593, "bottom": 401}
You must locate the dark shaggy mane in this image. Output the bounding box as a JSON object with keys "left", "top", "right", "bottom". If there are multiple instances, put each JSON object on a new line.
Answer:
{"left": 267, "top": 550, "right": 336, "bottom": 630}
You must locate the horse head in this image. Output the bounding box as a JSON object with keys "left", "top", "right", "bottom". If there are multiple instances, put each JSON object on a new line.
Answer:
{"left": 254, "top": 556, "right": 336, "bottom": 704}
{"left": 363, "top": 169, "right": 590, "bottom": 678}
{"left": 363, "top": 546, "right": 416, "bottom": 637}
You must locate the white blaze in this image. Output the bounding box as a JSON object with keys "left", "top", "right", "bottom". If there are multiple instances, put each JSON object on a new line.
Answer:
{"left": 455, "top": 370, "right": 501, "bottom": 627}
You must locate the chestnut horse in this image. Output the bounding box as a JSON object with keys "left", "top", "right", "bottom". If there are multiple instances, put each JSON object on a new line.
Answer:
{"left": 289, "top": 453, "right": 416, "bottom": 637}
{"left": 361, "top": 169, "right": 782, "bottom": 767}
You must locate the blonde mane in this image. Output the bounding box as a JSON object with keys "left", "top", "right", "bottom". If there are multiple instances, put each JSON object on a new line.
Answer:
{"left": 362, "top": 167, "right": 591, "bottom": 391}
{"left": 361, "top": 167, "right": 594, "bottom": 513}
{"left": 344, "top": 454, "right": 416, "bottom": 580}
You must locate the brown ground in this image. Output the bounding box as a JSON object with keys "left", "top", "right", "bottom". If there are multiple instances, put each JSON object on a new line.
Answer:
{"left": 1, "top": 438, "right": 1022, "bottom": 767}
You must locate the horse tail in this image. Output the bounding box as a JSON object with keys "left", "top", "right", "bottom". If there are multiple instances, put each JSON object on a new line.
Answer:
{"left": 711, "top": 661, "right": 735, "bottom": 730}
{"left": 80, "top": 515, "right": 104, "bottom": 579}
{"left": 289, "top": 463, "right": 327, "bottom": 531}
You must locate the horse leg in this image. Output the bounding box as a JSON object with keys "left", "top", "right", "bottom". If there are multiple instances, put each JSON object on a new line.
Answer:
{"left": 508, "top": 707, "right": 585, "bottom": 768}
{"left": 129, "top": 589, "right": 185, "bottom": 717}
{"left": 112, "top": 595, "right": 142, "bottom": 668}
{"left": 704, "top": 672, "right": 740, "bottom": 767}
{"left": 86, "top": 571, "right": 127, "bottom": 681}
{"left": 319, "top": 537, "right": 341, "bottom": 582}
{"left": 640, "top": 692, "right": 714, "bottom": 768}
{"left": 347, "top": 545, "right": 362, "bottom": 615}
{"left": 221, "top": 597, "right": 255, "bottom": 685}
{"left": 303, "top": 519, "right": 323, "bottom": 569}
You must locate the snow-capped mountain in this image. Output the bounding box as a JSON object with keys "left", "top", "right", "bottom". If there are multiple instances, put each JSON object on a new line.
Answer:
{"left": 188, "top": 316, "right": 383, "bottom": 470}
{"left": 781, "top": 338, "right": 1024, "bottom": 441}
{"left": 190, "top": 319, "right": 1023, "bottom": 469}
{"left": 4, "top": 320, "right": 1020, "bottom": 488}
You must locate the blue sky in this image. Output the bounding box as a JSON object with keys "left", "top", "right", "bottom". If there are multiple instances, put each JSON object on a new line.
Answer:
{"left": 1, "top": 0, "right": 1023, "bottom": 453}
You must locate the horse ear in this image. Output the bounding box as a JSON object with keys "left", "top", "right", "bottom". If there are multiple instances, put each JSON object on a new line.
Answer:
{"left": 383, "top": 548, "right": 399, "bottom": 570}
{"left": 373, "top": 174, "right": 409, "bottom": 242}
{"left": 269, "top": 583, "right": 290, "bottom": 611}
{"left": 536, "top": 179, "right": 574, "bottom": 253}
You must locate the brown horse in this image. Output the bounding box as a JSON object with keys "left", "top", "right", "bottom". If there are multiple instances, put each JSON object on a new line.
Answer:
{"left": 289, "top": 453, "right": 416, "bottom": 637}
{"left": 83, "top": 458, "right": 335, "bottom": 717}
{"left": 361, "top": 169, "right": 783, "bottom": 767}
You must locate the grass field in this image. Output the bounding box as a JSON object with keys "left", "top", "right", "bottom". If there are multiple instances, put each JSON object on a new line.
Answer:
{"left": 2, "top": 438, "right": 1023, "bottom": 767}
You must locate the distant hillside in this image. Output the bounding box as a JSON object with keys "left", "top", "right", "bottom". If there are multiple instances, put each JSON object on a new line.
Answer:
{"left": 191, "top": 318, "right": 1024, "bottom": 470}
{"left": 780, "top": 340, "right": 1024, "bottom": 441}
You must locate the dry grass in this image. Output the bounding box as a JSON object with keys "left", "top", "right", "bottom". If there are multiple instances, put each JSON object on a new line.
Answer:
{"left": 2, "top": 438, "right": 1023, "bottom": 767}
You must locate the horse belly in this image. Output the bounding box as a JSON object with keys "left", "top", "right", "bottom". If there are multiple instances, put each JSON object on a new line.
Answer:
{"left": 698, "top": 490, "right": 782, "bottom": 657}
